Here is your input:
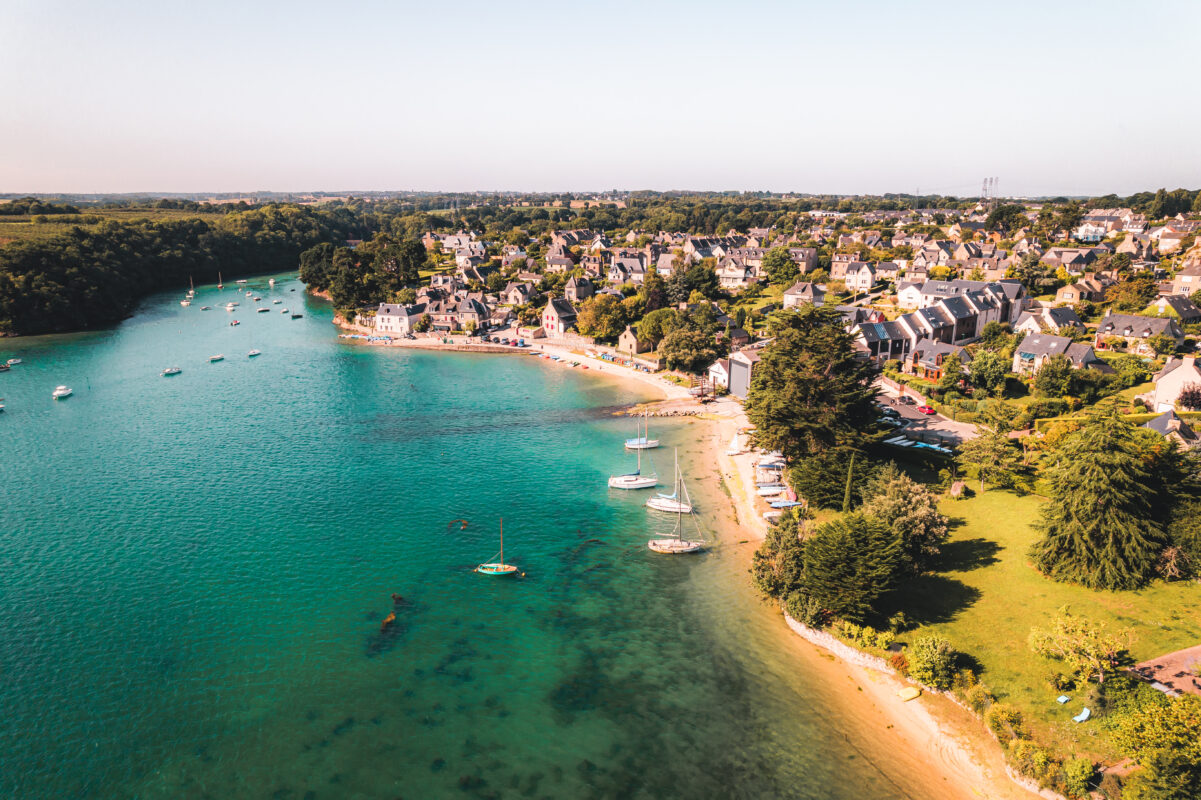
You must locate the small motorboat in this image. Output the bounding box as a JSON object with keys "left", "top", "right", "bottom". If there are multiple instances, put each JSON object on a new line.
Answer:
{"left": 268, "top": 278, "right": 276, "bottom": 286}
{"left": 180, "top": 299, "right": 191, "bottom": 307}
{"left": 280, "top": 308, "right": 289, "bottom": 314}
{"left": 272, "top": 299, "right": 282, "bottom": 304}
{"left": 224, "top": 302, "right": 239, "bottom": 310}
{"left": 52, "top": 385, "right": 73, "bottom": 399}
{"left": 161, "top": 367, "right": 182, "bottom": 376}
{"left": 200, "top": 306, "right": 211, "bottom": 311}
{"left": 209, "top": 354, "right": 224, "bottom": 362}
{"left": 7, "top": 358, "right": 23, "bottom": 366}
{"left": 291, "top": 313, "right": 303, "bottom": 319}
{"left": 245, "top": 291, "right": 252, "bottom": 297}
{"left": 236, "top": 279, "right": 247, "bottom": 284}
{"left": 247, "top": 350, "right": 261, "bottom": 357}
{"left": 253, "top": 296, "right": 261, "bottom": 301}
{"left": 230, "top": 320, "right": 240, "bottom": 326}
{"left": 257, "top": 307, "right": 269, "bottom": 313}
{"left": 0, "top": 364, "right": 8, "bottom": 372}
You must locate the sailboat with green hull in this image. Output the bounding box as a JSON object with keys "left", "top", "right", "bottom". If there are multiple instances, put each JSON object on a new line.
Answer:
{"left": 476, "top": 518, "right": 518, "bottom": 576}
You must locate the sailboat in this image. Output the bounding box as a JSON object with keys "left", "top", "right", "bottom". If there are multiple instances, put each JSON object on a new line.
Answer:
{"left": 476, "top": 518, "right": 518, "bottom": 576}
{"left": 608, "top": 445, "right": 657, "bottom": 489}
{"left": 217, "top": 272, "right": 224, "bottom": 289}
{"left": 186, "top": 276, "right": 195, "bottom": 298}
{"left": 624, "top": 409, "right": 660, "bottom": 450}
{"left": 646, "top": 449, "right": 693, "bottom": 513}
{"left": 648, "top": 473, "right": 704, "bottom": 554}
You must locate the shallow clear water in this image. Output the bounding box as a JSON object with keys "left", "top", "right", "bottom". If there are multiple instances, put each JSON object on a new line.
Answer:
{"left": 1, "top": 275, "right": 948, "bottom": 799}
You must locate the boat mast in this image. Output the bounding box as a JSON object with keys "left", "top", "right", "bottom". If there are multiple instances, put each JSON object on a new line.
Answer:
{"left": 500, "top": 517, "right": 504, "bottom": 566}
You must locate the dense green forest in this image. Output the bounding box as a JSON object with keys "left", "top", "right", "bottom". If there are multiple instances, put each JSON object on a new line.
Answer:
{"left": 0, "top": 206, "right": 364, "bottom": 335}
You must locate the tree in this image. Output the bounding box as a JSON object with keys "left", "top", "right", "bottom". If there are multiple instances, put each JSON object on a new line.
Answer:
{"left": 659, "top": 327, "right": 722, "bottom": 374}
{"left": 636, "top": 307, "right": 681, "bottom": 346}
{"left": 1028, "top": 609, "right": 1131, "bottom": 686}
{"left": 936, "top": 353, "right": 964, "bottom": 393}
{"left": 800, "top": 513, "right": 902, "bottom": 623}
{"left": 762, "top": 246, "right": 799, "bottom": 285}
{"left": 969, "top": 349, "right": 1010, "bottom": 395}
{"left": 574, "top": 294, "right": 627, "bottom": 341}
{"left": 746, "top": 305, "right": 878, "bottom": 460}
{"left": 1030, "top": 413, "right": 1167, "bottom": 590}
{"left": 1178, "top": 383, "right": 1201, "bottom": 411}
{"left": 1033, "top": 354, "right": 1074, "bottom": 398}
{"left": 414, "top": 313, "right": 431, "bottom": 332}
{"left": 1113, "top": 695, "right": 1201, "bottom": 800}
{"left": 1148, "top": 334, "right": 1177, "bottom": 357}
{"left": 396, "top": 287, "right": 417, "bottom": 304}
{"left": 1107, "top": 275, "right": 1159, "bottom": 312}
{"left": 957, "top": 429, "right": 1021, "bottom": 492}
{"left": 907, "top": 636, "right": 957, "bottom": 690}
{"left": 861, "top": 463, "right": 950, "bottom": 573}
{"left": 984, "top": 203, "right": 1028, "bottom": 234}
{"left": 1110, "top": 354, "right": 1149, "bottom": 389}
{"left": 788, "top": 446, "right": 876, "bottom": 510}
{"left": 640, "top": 269, "right": 668, "bottom": 312}
{"left": 750, "top": 510, "right": 810, "bottom": 600}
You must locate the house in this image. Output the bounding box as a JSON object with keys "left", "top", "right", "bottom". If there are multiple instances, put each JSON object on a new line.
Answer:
{"left": 1152, "top": 295, "right": 1201, "bottom": 323}
{"left": 374, "top": 302, "right": 425, "bottom": 335}
{"left": 564, "top": 276, "right": 594, "bottom": 303}
{"left": 788, "top": 247, "right": 818, "bottom": 273}
{"left": 1149, "top": 356, "right": 1201, "bottom": 411}
{"left": 856, "top": 320, "right": 911, "bottom": 363}
{"left": 907, "top": 341, "right": 971, "bottom": 381}
{"left": 541, "top": 297, "right": 577, "bottom": 337}
{"left": 716, "top": 257, "right": 757, "bottom": 291}
{"left": 1014, "top": 305, "right": 1084, "bottom": 334}
{"left": 1142, "top": 410, "right": 1200, "bottom": 449}
{"left": 895, "top": 281, "right": 925, "bottom": 310}
{"left": 1094, "top": 312, "right": 1184, "bottom": 354}
{"left": 617, "top": 325, "right": 651, "bottom": 355}
{"left": 455, "top": 297, "right": 489, "bottom": 330}
{"left": 708, "top": 358, "right": 730, "bottom": 390}
{"left": 502, "top": 281, "right": 535, "bottom": 306}
{"left": 844, "top": 262, "right": 876, "bottom": 294}
{"left": 1170, "top": 264, "right": 1201, "bottom": 296}
{"left": 783, "top": 281, "right": 826, "bottom": 308}
{"left": 1012, "top": 334, "right": 1106, "bottom": 375}
{"left": 874, "top": 261, "right": 902, "bottom": 283}
{"left": 608, "top": 257, "right": 647, "bottom": 285}
{"left": 1055, "top": 273, "right": 1108, "bottom": 305}
{"left": 728, "top": 350, "right": 761, "bottom": 399}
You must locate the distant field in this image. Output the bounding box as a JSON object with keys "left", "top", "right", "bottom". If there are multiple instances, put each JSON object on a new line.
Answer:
{"left": 0, "top": 208, "right": 229, "bottom": 245}
{"left": 895, "top": 490, "right": 1201, "bottom": 759}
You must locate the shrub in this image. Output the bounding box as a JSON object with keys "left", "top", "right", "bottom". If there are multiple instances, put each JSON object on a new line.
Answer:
{"left": 963, "top": 682, "right": 996, "bottom": 715}
{"left": 986, "top": 703, "right": 1030, "bottom": 744}
{"left": 889, "top": 652, "right": 910, "bottom": 675}
{"left": 1010, "top": 739, "right": 1060, "bottom": 788}
{"left": 1064, "top": 758, "right": 1095, "bottom": 799}
{"left": 785, "top": 592, "right": 828, "bottom": 629}
{"left": 908, "top": 636, "right": 957, "bottom": 690}
{"left": 874, "top": 630, "right": 896, "bottom": 651}
{"left": 888, "top": 611, "right": 914, "bottom": 633}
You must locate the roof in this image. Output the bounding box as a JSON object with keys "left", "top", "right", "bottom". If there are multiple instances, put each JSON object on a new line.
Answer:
{"left": 545, "top": 297, "right": 577, "bottom": 318}
{"left": 1016, "top": 333, "right": 1073, "bottom": 359}
{"left": 1096, "top": 313, "right": 1179, "bottom": 338}
{"left": 1143, "top": 410, "right": 1198, "bottom": 443}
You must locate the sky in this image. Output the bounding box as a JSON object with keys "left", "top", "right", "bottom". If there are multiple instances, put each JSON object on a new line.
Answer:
{"left": 2, "top": 0, "right": 1199, "bottom": 197}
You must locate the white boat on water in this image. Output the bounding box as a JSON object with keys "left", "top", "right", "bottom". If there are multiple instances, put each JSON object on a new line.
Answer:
{"left": 224, "top": 302, "right": 239, "bottom": 310}
{"left": 268, "top": 278, "right": 276, "bottom": 287}
{"left": 52, "top": 385, "right": 72, "bottom": 399}
{"left": 180, "top": 298, "right": 191, "bottom": 307}
{"left": 200, "top": 306, "right": 211, "bottom": 310}
{"left": 248, "top": 350, "right": 261, "bottom": 357}
{"left": 646, "top": 449, "right": 694, "bottom": 513}
{"left": 648, "top": 466, "right": 704, "bottom": 554}
{"left": 625, "top": 410, "right": 660, "bottom": 450}
{"left": 272, "top": 299, "right": 282, "bottom": 304}
{"left": 608, "top": 446, "right": 657, "bottom": 490}
{"left": 7, "top": 358, "right": 21, "bottom": 366}
{"left": 236, "top": 279, "right": 247, "bottom": 284}
{"left": 280, "top": 308, "right": 289, "bottom": 313}
{"left": 161, "top": 367, "right": 182, "bottom": 376}
{"left": 209, "top": 354, "right": 224, "bottom": 363}
{"left": 245, "top": 291, "right": 253, "bottom": 297}
{"left": 257, "top": 307, "right": 269, "bottom": 313}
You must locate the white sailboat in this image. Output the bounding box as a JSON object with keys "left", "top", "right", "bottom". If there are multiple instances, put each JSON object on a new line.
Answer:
{"left": 187, "top": 276, "right": 195, "bottom": 298}
{"left": 608, "top": 445, "right": 657, "bottom": 490}
{"left": 646, "top": 449, "right": 693, "bottom": 513}
{"left": 648, "top": 467, "right": 704, "bottom": 554}
{"left": 624, "top": 409, "right": 660, "bottom": 450}
{"left": 217, "top": 272, "right": 224, "bottom": 289}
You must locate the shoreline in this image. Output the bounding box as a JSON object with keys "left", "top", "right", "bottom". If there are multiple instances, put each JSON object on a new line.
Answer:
{"left": 694, "top": 414, "right": 1045, "bottom": 800}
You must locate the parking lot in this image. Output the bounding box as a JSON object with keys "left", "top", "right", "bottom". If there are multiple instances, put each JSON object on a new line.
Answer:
{"left": 876, "top": 384, "right": 979, "bottom": 445}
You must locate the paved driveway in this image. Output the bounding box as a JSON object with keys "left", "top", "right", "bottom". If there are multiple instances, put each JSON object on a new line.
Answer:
{"left": 876, "top": 382, "right": 979, "bottom": 444}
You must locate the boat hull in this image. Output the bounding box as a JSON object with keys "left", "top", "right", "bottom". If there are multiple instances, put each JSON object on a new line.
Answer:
{"left": 475, "top": 563, "right": 518, "bottom": 576}
{"left": 646, "top": 497, "right": 693, "bottom": 513}
{"left": 647, "top": 539, "right": 703, "bottom": 554}
{"left": 624, "top": 439, "right": 660, "bottom": 450}
{"left": 608, "top": 475, "right": 657, "bottom": 490}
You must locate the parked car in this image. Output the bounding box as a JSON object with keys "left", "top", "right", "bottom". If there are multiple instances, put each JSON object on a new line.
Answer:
{"left": 916, "top": 405, "right": 936, "bottom": 415}
{"left": 879, "top": 407, "right": 900, "bottom": 418}
{"left": 897, "top": 396, "right": 916, "bottom": 405}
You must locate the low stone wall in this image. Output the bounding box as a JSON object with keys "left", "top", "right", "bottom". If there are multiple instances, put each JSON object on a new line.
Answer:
{"left": 783, "top": 613, "right": 895, "bottom": 674}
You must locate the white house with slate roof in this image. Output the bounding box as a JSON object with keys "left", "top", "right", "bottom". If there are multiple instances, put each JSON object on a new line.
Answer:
{"left": 375, "top": 302, "right": 425, "bottom": 335}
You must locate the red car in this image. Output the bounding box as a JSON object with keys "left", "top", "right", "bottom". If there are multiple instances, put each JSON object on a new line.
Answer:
{"left": 916, "top": 405, "right": 936, "bottom": 415}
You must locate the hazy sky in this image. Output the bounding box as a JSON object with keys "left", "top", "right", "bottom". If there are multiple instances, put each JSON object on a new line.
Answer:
{"left": 2, "top": 0, "right": 1199, "bottom": 196}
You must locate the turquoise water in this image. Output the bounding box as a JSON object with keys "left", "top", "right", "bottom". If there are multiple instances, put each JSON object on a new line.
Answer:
{"left": 1, "top": 275, "right": 949, "bottom": 799}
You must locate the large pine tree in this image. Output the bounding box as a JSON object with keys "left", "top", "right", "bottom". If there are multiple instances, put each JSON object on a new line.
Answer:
{"left": 1031, "top": 414, "right": 1167, "bottom": 590}
{"left": 802, "top": 512, "right": 902, "bottom": 622}
{"left": 745, "top": 304, "right": 878, "bottom": 460}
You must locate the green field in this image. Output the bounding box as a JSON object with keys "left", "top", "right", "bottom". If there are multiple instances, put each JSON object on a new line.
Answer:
{"left": 896, "top": 490, "right": 1200, "bottom": 759}
{"left": 0, "top": 209, "right": 230, "bottom": 244}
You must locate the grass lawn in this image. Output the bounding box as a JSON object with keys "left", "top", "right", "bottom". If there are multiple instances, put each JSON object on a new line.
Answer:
{"left": 892, "top": 489, "right": 1201, "bottom": 759}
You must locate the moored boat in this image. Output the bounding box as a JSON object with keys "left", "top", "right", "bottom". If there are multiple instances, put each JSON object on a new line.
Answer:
{"left": 257, "top": 307, "right": 269, "bottom": 313}
{"left": 646, "top": 449, "right": 694, "bottom": 513}
{"left": 6, "top": 358, "right": 21, "bottom": 366}
{"left": 247, "top": 350, "right": 261, "bottom": 357}
{"left": 52, "top": 385, "right": 72, "bottom": 399}
{"left": 161, "top": 366, "right": 182, "bottom": 376}
{"left": 476, "top": 518, "right": 519, "bottom": 576}
{"left": 291, "top": 313, "right": 303, "bottom": 319}
{"left": 624, "top": 409, "right": 660, "bottom": 450}
{"left": 609, "top": 445, "right": 657, "bottom": 489}
{"left": 209, "top": 354, "right": 224, "bottom": 362}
